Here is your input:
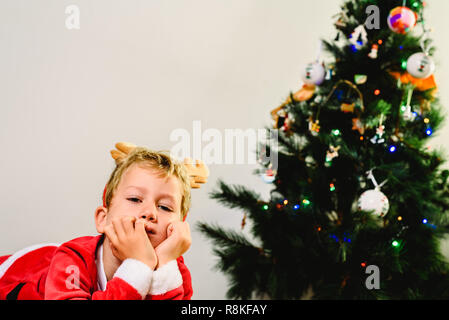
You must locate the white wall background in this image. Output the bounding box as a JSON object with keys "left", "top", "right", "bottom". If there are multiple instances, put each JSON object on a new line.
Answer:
{"left": 0, "top": 0, "right": 448, "bottom": 299}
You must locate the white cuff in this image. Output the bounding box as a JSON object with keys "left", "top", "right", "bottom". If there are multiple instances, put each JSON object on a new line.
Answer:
{"left": 113, "top": 259, "right": 153, "bottom": 299}
{"left": 150, "top": 260, "right": 183, "bottom": 295}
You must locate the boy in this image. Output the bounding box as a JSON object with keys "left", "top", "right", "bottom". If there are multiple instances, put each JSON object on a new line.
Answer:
{"left": 0, "top": 145, "right": 203, "bottom": 300}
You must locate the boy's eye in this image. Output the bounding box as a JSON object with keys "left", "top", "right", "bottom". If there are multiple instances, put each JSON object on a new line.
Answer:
{"left": 127, "top": 197, "right": 142, "bottom": 203}
{"left": 158, "top": 205, "right": 173, "bottom": 212}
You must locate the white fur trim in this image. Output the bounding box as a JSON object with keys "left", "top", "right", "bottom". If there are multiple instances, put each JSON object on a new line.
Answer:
{"left": 113, "top": 259, "right": 153, "bottom": 299}
{"left": 0, "top": 243, "right": 60, "bottom": 279}
{"left": 150, "top": 260, "right": 183, "bottom": 295}
{"left": 95, "top": 243, "right": 107, "bottom": 291}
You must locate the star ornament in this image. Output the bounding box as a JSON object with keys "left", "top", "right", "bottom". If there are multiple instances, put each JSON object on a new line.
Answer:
{"left": 309, "top": 119, "right": 320, "bottom": 136}
{"left": 352, "top": 118, "right": 365, "bottom": 135}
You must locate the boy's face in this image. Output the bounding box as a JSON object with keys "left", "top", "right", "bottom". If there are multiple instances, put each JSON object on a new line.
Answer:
{"left": 100, "top": 163, "right": 183, "bottom": 248}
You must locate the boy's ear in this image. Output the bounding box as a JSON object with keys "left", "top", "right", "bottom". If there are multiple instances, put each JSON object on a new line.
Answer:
{"left": 94, "top": 206, "right": 108, "bottom": 234}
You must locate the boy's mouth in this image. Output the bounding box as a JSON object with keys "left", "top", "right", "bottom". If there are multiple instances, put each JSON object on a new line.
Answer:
{"left": 145, "top": 225, "right": 156, "bottom": 235}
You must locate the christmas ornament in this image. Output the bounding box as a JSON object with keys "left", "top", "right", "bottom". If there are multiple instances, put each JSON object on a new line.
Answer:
{"left": 325, "top": 65, "right": 334, "bottom": 80}
{"left": 270, "top": 105, "right": 291, "bottom": 132}
{"left": 260, "top": 164, "right": 276, "bottom": 184}
{"left": 333, "top": 11, "right": 349, "bottom": 28}
{"left": 241, "top": 213, "right": 247, "bottom": 229}
{"left": 352, "top": 118, "right": 365, "bottom": 135}
{"left": 354, "top": 74, "right": 367, "bottom": 85}
{"left": 322, "top": 80, "right": 365, "bottom": 112}
{"left": 326, "top": 210, "right": 339, "bottom": 223}
{"left": 406, "top": 52, "right": 435, "bottom": 79}
{"left": 349, "top": 25, "right": 368, "bottom": 50}
{"left": 387, "top": 6, "right": 418, "bottom": 34}
{"left": 277, "top": 109, "right": 290, "bottom": 131}
{"left": 368, "top": 44, "right": 378, "bottom": 59}
{"left": 305, "top": 156, "right": 316, "bottom": 168}
{"left": 325, "top": 145, "right": 340, "bottom": 166}
{"left": 357, "top": 169, "right": 389, "bottom": 218}
{"left": 308, "top": 118, "right": 320, "bottom": 136}
{"left": 341, "top": 102, "right": 355, "bottom": 113}
{"left": 301, "top": 62, "right": 326, "bottom": 85}
{"left": 370, "top": 114, "right": 386, "bottom": 144}
{"left": 401, "top": 87, "right": 416, "bottom": 121}
{"left": 358, "top": 188, "right": 389, "bottom": 217}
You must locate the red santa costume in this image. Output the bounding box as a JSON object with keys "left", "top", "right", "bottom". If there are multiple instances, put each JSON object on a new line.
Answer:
{"left": 0, "top": 234, "right": 192, "bottom": 300}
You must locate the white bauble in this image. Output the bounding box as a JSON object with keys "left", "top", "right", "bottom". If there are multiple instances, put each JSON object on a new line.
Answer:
{"left": 357, "top": 189, "right": 389, "bottom": 217}
{"left": 301, "top": 62, "right": 326, "bottom": 85}
{"left": 406, "top": 52, "right": 435, "bottom": 79}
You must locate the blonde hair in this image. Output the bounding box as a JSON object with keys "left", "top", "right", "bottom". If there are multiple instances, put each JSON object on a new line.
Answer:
{"left": 104, "top": 147, "right": 191, "bottom": 220}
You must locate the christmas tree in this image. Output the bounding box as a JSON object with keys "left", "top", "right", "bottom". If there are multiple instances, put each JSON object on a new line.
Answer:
{"left": 198, "top": 0, "right": 449, "bottom": 299}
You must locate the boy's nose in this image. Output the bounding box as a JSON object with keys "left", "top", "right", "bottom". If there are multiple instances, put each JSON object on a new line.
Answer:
{"left": 140, "top": 210, "right": 157, "bottom": 222}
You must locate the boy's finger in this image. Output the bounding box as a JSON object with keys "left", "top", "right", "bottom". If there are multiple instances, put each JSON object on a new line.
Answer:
{"left": 134, "top": 218, "right": 146, "bottom": 234}
{"left": 166, "top": 223, "right": 174, "bottom": 237}
{"left": 112, "top": 217, "right": 126, "bottom": 240}
{"left": 121, "top": 216, "right": 136, "bottom": 234}
{"left": 104, "top": 224, "right": 119, "bottom": 246}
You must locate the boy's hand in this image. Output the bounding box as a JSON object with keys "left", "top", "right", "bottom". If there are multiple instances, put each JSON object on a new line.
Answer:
{"left": 104, "top": 216, "right": 158, "bottom": 270}
{"left": 155, "top": 221, "right": 191, "bottom": 268}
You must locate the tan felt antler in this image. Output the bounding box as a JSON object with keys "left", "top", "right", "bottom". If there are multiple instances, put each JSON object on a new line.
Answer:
{"left": 183, "top": 158, "right": 209, "bottom": 189}
{"left": 110, "top": 142, "right": 209, "bottom": 189}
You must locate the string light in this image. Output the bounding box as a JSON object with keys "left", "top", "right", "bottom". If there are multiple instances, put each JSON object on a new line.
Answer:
{"left": 302, "top": 199, "right": 311, "bottom": 206}
{"left": 374, "top": 89, "right": 381, "bottom": 96}
{"left": 293, "top": 204, "right": 300, "bottom": 210}
{"left": 424, "top": 118, "right": 430, "bottom": 124}
{"left": 361, "top": 262, "right": 367, "bottom": 268}
{"left": 389, "top": 145, "right": 397, "bottom": 153}
{"left": 392, "top": 240, "right": 400, "bottom": 248}
{"left": 283, "top": 199, "right": 289, "bottom": 205}
{"left": 332, "top": 129, "right": 341, "bottom": 136}
{"left": 401, "top": 60, "right": 407, "bottom": 69}
{"left": 426, "top": 127, "right": 433, "bottom": 136}
{"left": 422, "top": 218, "right": 428, "bottom": 224}
{"left": 330, "top": 183, "right": 336, "bottom": 192}
{"left": 262, "top": 204, "right": 269, "bottom": 210}
{"left": 397, "top": 216, "right": 403, "bottom": 221}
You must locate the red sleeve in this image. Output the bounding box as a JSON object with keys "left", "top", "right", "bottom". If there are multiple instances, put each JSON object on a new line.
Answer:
{"left": 178, "top": 256, "right": 193, "bottom": 300}
{"left": 44, "top": 246, "right": 152, "bottom": 300}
